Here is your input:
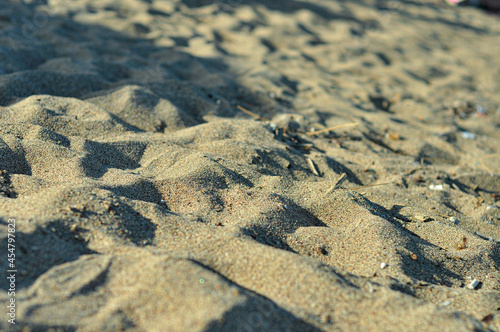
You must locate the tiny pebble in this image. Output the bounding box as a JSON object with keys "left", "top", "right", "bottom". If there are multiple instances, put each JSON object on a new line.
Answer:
{"left": 449, "top": 216, "right": 459, "bottom": 224}
{"left": 380, "top": 262, "right": 388, "bottom": 269}
{"left": 367, "top": 283, "right": 374, "bottom": 293}
{"left": 415, "top": 215, "right": 431, "bottom": 222}
{"left": 441, "top": 301, "right": 451, "bottom": 307}
{"left": 467, "top": 279, "right": 479, "bottom": 290}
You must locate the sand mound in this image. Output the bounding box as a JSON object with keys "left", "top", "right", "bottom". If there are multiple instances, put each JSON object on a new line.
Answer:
{"left": 1, "top": 0, "right": 499, "bottom": 330}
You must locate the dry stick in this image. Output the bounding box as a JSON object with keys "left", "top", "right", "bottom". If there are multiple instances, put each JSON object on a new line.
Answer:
{"left": 236, "top": 105, "right": 266, "bottom": 121}
{"left": 326, "top": 173, "right": 348, "bottom": 194}
{"left": 306, "top": 122, "right": 359, "bottom": 136}
{"left": 351, "top": 182, "right": 394, "bottom": 190}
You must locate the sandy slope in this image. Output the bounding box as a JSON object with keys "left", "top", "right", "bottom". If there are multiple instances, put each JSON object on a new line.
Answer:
{"left": 0, "top": 0, "right": 499, "bottom": 330}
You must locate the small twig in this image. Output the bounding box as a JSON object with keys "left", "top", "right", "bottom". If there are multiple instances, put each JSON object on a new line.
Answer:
{"left": 236, "top": 105, "right": 266, "bottom": 121}
{"left": 326, "top": 173, "right": 348, "bottom": 194}
{"left": 306, "top": 122, "right": 359, "bottom": 136}
{"left": 351, "top": 182, "right": 394, "bottom": 190}
{"left": 427, "top": 210, "right": 451, "bottom": 219}
{"left": 479, "top": 154, "right": 499, "bottom": 176}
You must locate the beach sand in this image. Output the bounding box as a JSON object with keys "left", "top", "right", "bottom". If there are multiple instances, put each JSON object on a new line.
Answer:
{"left": 0, "top": 0, "right": 499, "bottom": 330}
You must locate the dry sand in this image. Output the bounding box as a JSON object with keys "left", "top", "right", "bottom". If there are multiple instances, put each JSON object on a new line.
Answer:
{"left": 0, "top": 0, "right": 499, "bottom": 331}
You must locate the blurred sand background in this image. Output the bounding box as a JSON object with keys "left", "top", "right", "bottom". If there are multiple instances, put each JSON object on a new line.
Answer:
{"left": 0, "top": 0, "right": 499, "bottom": 330}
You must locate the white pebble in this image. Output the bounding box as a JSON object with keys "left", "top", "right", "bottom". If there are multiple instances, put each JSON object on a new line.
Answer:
{"left": 441, "top": 301, "right": 451, "bottom": 307}
{"left": 460, "top": 131, "right": 476, "bottom": 140}
{"left": 467, "top": 279, "right": 480, "bottom": 290}
{"left": 380, "top": 262, "right": 388, "bottom": 269}
{"left": 429, "top": 184, "right": 443, "bottom": 191}
{"left": 449, "top": 216, "right": 459, "bottom": 224}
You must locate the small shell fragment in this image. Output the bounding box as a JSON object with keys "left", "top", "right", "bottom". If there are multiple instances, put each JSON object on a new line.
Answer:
{"left": 441, "top": 301, "right": 451, "bottom": 307}
{"left": 467, "top": 279, "right": 480, "bottom": 290}
{"left": 449, "top": 216, "right": 458, "bottom": 224}
{"left": 380, "top": 262, "right": 388, "bottom": 269}
{"left": 429, "top": 184, "right": 443, "bottom": 191}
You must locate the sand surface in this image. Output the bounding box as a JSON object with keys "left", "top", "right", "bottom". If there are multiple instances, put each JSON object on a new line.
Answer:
{"left": 1, "top": 0, "right": 499, "bottom": 331}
